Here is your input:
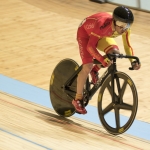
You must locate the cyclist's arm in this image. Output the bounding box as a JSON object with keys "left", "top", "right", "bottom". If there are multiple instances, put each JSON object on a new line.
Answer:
{"left": 87, "top": 33, "right": 108, "bottom": 66}
{"left": 122, "top": 29, "right": 134, "bottom": 62}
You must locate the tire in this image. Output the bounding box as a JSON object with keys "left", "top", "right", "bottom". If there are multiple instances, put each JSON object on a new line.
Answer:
{"left": 97, "top": 71, "right": 138, "bottom": 135}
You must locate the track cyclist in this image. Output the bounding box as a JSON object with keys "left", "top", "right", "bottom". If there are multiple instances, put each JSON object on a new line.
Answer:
{"left": 72, "top": 6, "right": 141, "bottom": 114}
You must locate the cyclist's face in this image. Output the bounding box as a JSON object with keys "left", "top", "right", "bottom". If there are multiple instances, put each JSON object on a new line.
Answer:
{"left": 115, "top": 26, "right": 126, "bottom": 34}
{"left": 115, "top": 21, "right": 130, "bottom": 34}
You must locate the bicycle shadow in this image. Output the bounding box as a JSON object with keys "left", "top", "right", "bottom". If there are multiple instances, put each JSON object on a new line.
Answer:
{"left": 35, "top": 109, "right": 124, "bottom": 140}
{"left": 36, "top": 110, "right": 86, "bottom": 134}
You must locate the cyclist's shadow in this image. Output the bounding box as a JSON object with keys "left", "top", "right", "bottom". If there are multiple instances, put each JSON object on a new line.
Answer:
{"left": 36, "top": 110, "right": 86, "bottom": 134}
{"left": 36, "top": 110, "right": 124, "bottom": 140}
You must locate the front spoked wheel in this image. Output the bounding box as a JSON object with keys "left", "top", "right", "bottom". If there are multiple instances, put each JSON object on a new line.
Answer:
{"left": 98, "top": 71, "right": 138, "bottom": 135}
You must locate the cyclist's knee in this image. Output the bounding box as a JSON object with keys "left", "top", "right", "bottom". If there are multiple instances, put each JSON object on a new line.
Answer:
{"left": 82, "top": 63, "right": 93, "bottom": 74}
{"left": 107, "top": 48, "right": 120, "bottom": 54}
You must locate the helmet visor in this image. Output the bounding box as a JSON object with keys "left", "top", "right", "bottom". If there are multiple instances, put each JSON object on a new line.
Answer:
{"left": 116, "top": 21, "right": 131, "bottom": 30}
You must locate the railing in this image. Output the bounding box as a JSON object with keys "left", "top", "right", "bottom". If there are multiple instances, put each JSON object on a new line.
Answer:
{"left": 107, "top": 0, "right": 150, "bottom": 12}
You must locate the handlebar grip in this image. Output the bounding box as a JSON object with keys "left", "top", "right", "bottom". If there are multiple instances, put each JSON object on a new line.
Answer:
{"left": 129, "top": 58, "right": 141, "bottom": 70}
{"left": 135, "top": 57, "right": 140, "bottom": 65}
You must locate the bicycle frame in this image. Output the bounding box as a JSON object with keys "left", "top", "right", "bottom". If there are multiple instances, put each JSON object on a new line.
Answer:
{"left": 63, "top": 57, "right": 117, "bottom": 102}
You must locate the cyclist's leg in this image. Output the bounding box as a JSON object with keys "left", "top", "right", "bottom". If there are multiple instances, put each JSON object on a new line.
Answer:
{"left": 77, "top": 37, "right": 93, "bottom": 96}
{"left": 90, "top": 38, "right": 120, "bottom": 84}
{"left": 76, "top": 63, "right": 93, "bottom": 95}
{"left": 97, "top": 37, "right": 120, "bottom": 55}
{"left": 90, "top": 64, "right": 101, "bottom": 84}
{"left": 90, "top": 37, "right": 120, "bottom": 83}
{"left": 72, "top": 37, "right": 93, "bottom": 114}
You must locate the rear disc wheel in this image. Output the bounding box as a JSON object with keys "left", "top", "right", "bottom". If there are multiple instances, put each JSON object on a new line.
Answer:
{"left": 49, "top": 59, "right": 79, "bottom": 117}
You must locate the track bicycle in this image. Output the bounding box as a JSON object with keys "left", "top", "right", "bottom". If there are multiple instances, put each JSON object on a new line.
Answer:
{"left": 49, "top": 53, "right": 140, "bottom": 135}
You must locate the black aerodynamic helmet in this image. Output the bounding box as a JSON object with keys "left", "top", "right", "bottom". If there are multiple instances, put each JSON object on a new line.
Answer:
{"left": 113, "top": 6, "right": 134, "bottom": 24}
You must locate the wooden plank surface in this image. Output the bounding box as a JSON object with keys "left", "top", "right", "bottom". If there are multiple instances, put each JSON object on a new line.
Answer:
{"left": 0, "top": 92, "right": 150, "bottom": 150}
{"left": 0, "top": 0, "right": 150, "bottom": 149}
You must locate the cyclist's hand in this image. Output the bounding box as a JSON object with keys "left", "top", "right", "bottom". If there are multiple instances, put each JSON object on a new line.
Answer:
{"left": 131, "top": 61, "right": 141, "bottom": 70}
{"left": 101, "top": 55, "right": 112, "bottom": 67}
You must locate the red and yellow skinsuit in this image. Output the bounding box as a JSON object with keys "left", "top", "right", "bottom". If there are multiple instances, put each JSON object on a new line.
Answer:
{"left": 77, "top": 12, "right": 134, "bottom": 64}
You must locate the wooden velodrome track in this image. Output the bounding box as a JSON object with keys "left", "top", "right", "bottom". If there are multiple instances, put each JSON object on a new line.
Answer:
{"left": 0, "top": 0, "right": 150, "bottom": 149}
